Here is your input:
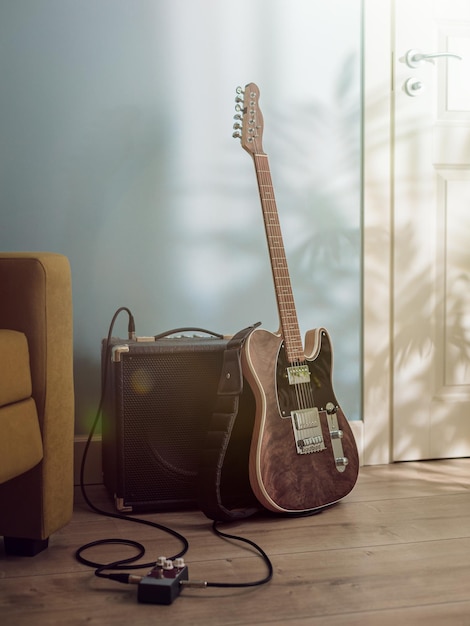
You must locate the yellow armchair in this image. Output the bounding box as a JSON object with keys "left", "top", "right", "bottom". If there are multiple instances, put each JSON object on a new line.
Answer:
{"left": 0, "top": 253, "right": 74, "bottom": 556}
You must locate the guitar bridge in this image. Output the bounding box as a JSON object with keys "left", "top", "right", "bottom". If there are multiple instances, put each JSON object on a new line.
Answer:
{"left": 291, "top": 407, "right": 326, "bottom": 454}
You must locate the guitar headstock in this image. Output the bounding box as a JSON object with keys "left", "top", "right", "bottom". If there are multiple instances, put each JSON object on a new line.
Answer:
{"left": 232, "top": 83, "right": 265, "bottom": 155}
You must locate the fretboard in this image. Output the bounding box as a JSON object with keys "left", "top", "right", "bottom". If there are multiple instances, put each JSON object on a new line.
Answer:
{"left": 253, "top": 153, "right": 303, "bottom": 363}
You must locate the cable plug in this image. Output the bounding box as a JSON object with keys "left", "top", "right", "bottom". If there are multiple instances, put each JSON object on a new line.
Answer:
{"left": 107, "top": 573, "right": 142, "bottom": 584}
{"left": 128, "top": 314, "right": 136, "bottom": 341}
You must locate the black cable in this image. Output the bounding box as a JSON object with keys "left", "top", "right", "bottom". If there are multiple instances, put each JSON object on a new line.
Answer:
{"left": 205, "top": 521, "right": 273, "bottom": 588}
{"left": 76, "top": 307, "right": 189, "bottom": 580}
{"left": 76, "top": 538, "right": 146, "bottom": 578}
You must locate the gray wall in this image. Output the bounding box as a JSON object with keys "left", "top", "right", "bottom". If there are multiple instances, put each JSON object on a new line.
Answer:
{"left": 0, "top": 0, "right": 362, "bottom": 433}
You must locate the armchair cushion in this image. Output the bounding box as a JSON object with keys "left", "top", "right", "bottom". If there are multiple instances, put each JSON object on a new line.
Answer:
{"left": 0, "top": 399, "right": 43, "bottom": 484}
{"left": 0, "top": 329, "right": 43, "bottom": 484}
{"left": 0, "top": 329, "right": 33, "bottom": 406}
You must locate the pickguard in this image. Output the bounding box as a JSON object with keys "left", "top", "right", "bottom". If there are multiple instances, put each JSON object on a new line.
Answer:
{"left": 275, "top": 338, "right": 348, "bottom": 469}
{"left": 276, "top": 340, "right": 327, "bottom": 417}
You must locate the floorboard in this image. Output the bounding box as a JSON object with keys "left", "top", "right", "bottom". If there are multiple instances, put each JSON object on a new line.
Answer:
{"left": 1, "top": 459, "right": 470, "bottom": 625}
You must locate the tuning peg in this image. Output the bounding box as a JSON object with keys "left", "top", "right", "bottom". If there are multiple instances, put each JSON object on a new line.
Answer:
{"left": 233, "top": 113, "right": 242, "bottom": 121}
{"left": 232, "top": 131, "right": 241, "bottom": 139}
{"left": 233, "top": 122, "right": 241, "bottom": 130}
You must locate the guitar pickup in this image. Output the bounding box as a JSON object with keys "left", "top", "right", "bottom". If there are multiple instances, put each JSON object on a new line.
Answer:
{"left": 287, "top": 365, "right": 310, "bottom": 385}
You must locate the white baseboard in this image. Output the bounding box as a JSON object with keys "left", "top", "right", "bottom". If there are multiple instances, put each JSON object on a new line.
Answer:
{"left": 74, "top": 435, "right": 102, "bottom": 485}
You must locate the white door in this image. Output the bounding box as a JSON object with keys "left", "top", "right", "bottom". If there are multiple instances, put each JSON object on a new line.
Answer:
{"left": 362, "top": 0, "right": 470, "bottom": 463}
{"left": 392, "top": 0, "right": 470, "bottom": 460}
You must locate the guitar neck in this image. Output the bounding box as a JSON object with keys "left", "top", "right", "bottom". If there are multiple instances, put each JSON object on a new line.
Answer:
{"left": 253, "top": 153, "right": 303, "bottom": 363}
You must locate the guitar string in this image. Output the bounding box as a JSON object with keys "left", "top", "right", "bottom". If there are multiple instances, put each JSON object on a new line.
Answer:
{"left": 255, "top": 154, "right": 316, "bottom": 412}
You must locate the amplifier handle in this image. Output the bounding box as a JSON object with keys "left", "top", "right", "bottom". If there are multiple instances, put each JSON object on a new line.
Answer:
{"left": 153, "top": 327, "right": 225, "bottom": 341}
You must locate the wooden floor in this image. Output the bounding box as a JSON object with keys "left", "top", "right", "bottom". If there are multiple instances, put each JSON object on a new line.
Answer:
{"left": 1, "top": 459, "right": 470, "bottom": 625}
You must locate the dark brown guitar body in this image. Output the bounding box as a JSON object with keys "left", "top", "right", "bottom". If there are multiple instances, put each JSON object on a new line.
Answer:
{"left": 242, "top": 327, "right": 359, "bottom": 513}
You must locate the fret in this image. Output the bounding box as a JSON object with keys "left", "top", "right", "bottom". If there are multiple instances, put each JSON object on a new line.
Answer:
{"left": 252, "top": 153, "right": 302, "bottom": 363}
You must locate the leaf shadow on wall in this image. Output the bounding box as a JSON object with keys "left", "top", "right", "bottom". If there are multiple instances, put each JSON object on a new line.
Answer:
{"left": 363, "top": 89, "right": 470, "bottom": 460}
{"left": 64, "top": 105, "right": 175, "bottom": 435}
{"left": 177, "top": 54, "right": 363, "bottom": 419}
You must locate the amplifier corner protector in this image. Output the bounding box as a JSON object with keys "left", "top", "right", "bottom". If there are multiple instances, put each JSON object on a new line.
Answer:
{"left": 111, "top": 344, "right": 130, "bottom": 362}
{"left": 115, "top": 495, "right": 133, "bottom": 512}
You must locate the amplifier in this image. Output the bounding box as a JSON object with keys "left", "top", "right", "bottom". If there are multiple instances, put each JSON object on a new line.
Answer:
{"left": 101, "top": 334, "right": 255, "bottom": 512}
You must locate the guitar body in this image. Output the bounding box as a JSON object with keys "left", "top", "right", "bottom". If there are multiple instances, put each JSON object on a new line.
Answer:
{"left": 242, "top": 327, "right": 359, "bottom": 513}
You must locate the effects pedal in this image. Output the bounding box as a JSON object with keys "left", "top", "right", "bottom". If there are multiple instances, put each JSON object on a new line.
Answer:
{"left": 137, "top": 557, "right": 189, "bottom": 605}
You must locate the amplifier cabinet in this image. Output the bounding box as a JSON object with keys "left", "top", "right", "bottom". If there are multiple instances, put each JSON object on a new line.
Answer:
{"left": 101, "top": 335, "right": 254, "bottom": 512}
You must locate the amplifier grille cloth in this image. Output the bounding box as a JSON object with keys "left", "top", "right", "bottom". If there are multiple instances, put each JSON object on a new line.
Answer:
{"left": 118, "top": 350, "right": 222, "bottom": 505}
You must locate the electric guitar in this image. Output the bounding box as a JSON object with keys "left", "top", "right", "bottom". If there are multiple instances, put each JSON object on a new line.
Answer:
{"left": 233, "top": 83, "right": 359, "bottom": 513}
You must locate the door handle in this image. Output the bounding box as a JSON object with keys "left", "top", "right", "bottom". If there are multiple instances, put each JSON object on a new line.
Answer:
{"left": 405, "top": 49, "right": 462, "bottom": 68}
